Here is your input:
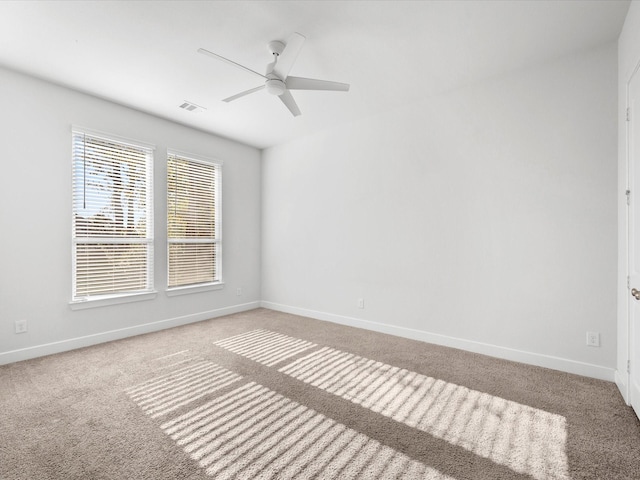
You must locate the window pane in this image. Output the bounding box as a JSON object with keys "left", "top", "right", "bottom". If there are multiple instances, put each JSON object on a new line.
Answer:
{"left": 73, "top": 134, "right": 150, "bottom": 239}
{"left": 75, "top": 243, "right": 150, "bottom": 297}
{"left": 167, "top": 156, "right": 216, "bottom": 238}
{"left": 168, "top": 243, "right": 217, "bottom": 287}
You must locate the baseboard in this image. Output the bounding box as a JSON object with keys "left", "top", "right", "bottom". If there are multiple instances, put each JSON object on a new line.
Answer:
{"left": 0, "top": 301, "right": 261, "bottom": 366}
{"left": 261, "top": 301, "right": 616, "bottom": 382}
{"left": 3, "top": 300, "right": 617, "bottom": 382}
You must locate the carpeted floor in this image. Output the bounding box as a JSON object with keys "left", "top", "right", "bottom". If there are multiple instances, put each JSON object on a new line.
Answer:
{"left": 1, "top": 308, "right": 639, "bottom": 479}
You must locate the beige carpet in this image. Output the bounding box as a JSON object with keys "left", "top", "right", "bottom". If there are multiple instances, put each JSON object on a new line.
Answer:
{"left": 1, "top": 308, "right": 639, "bottom": 479}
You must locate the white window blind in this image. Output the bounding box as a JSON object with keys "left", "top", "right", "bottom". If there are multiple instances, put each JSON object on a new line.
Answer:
{"left": 167, "top": 152, "right": 221, "bottom": 288}
{"left": 72, "top": 129, "right": 154, "bottom": 301}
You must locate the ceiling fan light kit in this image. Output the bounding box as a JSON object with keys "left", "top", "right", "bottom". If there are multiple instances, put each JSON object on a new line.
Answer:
{"left": 198, "top": 32, "right": 350, "bottom": 117}
{"left": 265, "top": 78, "right": 286, "bottom": 96}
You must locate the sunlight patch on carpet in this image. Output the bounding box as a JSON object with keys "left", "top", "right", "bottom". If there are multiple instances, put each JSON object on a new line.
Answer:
{"left": 214, "top": 330, "right": 569, "bottom": 480}
{"left": 126, "top": 360, "right": 242, "bottom": 418}
{"left": 160, "top": 381, "right": 456, "bottom": 479}
{"left": 279, "top": 346, "right": 569, "bottom": 480}
{"left": 213, "top": 329, "right": 316, "bottom": 366}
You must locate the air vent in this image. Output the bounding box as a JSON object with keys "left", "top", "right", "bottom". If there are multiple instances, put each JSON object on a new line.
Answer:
{"left": 179, "top": 101, "right": 206, "bottom": 113}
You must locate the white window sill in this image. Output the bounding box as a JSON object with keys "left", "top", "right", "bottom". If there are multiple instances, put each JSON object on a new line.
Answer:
{"left": 166, "top": 282, "right": 225, "bottom": 297}
{"left": 69, "top": 291, "right": 158, "bottom": 310}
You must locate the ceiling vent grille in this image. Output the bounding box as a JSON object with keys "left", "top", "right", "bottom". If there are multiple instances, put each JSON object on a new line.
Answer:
{"left": 179, "top": 101, "right": 205, "bottom": 113}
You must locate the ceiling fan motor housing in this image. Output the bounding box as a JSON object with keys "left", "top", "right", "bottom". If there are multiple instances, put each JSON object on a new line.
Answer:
{"left": 266, "top": 78, "right": 286, "bottom": 96}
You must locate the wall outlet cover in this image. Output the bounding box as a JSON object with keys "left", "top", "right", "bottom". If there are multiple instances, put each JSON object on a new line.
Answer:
{"left": 15, "top": 320, "right": 27, "bottom": 334}
{"left": 586, "top": 331, "right": 600, "bottom": 347}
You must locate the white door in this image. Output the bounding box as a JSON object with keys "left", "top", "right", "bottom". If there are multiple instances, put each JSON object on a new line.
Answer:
{"left": 628, "top": 66, "right": 640, "bottom": 419}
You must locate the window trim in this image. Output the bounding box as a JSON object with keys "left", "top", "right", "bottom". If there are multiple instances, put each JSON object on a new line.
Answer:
{"left": 70, "top": 126, "right": 155, "bottom": 307}
{"left": 165, "top": 282, "right": 224, "bottom": 297}
{"left": 166, "top": 149, "right": 223, "bottom": 294}
{"left": 69, "top": 291, "right": 157, "bottom": 310}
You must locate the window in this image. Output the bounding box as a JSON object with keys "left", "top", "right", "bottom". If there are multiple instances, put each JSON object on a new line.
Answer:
{"left": 71, "top": 128, "right": 154, "bottom": 304}
{"left": 167, "top": 152, "right": 221, "bottom": 290}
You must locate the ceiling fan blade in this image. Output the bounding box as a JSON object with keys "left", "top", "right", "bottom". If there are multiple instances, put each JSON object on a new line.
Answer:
{"left": 223, "top": 85, "right": 265, "bottom": 103}
{"left": 278, "top": 90, "right": 301, "bottom": 117}
{"left": 198, "top": 48, "right": 267, "bottom": 80}
{"left": 273, "top": 32, "right": 305, "bottom": 80}
{"left": 286, "top": 76, "right": 350, "bottom": 92}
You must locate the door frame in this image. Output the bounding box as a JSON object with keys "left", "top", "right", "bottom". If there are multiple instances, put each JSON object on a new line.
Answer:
{"left": 623, "top": 58, "right": 640, "bottom": 407}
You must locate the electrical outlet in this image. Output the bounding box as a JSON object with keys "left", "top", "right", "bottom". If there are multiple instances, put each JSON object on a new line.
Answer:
{"left": 15, "top": 320, "right": 27, "bottom": 334}
{"left": 236, "top": 287, "right": 242, "bottom": 296}
{"left": 357, "top": 298, "right": 364, "bottom": 309}
{"left": 586, "top": 331, "right": 600, "bottom": 347}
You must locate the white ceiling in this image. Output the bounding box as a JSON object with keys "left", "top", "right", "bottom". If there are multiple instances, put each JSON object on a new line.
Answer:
{"left": 0, "top": 0, "right": 630, "bottom": 149}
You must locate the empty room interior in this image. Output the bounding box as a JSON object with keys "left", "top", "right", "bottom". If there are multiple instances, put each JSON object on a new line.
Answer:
{"left": 2, "top": 1, "right": 640, "bottom": 479}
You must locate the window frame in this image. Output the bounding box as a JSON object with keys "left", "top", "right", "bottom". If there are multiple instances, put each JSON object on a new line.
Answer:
{"left": 69, "top": 127, "right": 156, "bottom": 309}
{"left": 166, "top": 149, "right": 223, "bottom": 295}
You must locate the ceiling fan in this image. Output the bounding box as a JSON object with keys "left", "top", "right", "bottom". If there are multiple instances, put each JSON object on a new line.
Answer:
{"left": 198, "top": 32, "right": 349, "bottom": 117}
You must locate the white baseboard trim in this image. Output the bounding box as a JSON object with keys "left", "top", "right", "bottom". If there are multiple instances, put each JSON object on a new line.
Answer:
{"left": 0, "top": 301, "right": 260, "bottom": 366}
{"left": 261, "top": 301, "right": 616, "bottom": 382}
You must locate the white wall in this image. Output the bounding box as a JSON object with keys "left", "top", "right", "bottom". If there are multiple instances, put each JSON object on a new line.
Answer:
{"left": 0, "top": 40, "right": 620, "bottom": 380}
{"left": 617, "top": 0, "right": 640, "bottom": 400}
{"left": 262, "top": 43, "right": 618, "bottom": 380}
{"left": 0, "top": 67, "right": 262, "bottom": 363}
